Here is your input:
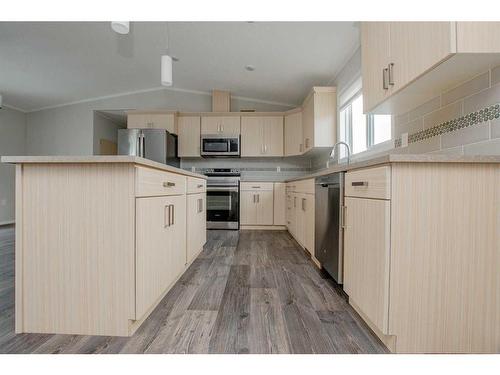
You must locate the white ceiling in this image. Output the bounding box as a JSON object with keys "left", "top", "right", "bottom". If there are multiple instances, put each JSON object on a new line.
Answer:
{"left": 0, "top": 22, "right": 359, "bottom": 112}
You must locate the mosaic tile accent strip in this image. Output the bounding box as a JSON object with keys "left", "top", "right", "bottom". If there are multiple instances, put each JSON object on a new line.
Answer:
{"left": 395, "top": 103, "right": 500, "bottom": 148}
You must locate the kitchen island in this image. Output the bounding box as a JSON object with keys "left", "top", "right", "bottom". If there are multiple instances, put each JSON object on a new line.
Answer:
{"left": 1, "top": 156, "right": 207, "bottom": 337}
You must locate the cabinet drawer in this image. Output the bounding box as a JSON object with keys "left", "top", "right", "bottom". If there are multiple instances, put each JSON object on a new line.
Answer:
{"left": 294, "top": 179, "right": 315, "bottom": 194}
{"left": 136, "top": 166, "right": 187, "bottom": 197}
{"left": 187, "top": 177, "right": 206, "bottom": 194}
{"left": 345, "top": 166, "right": 391, "bottom": 200}
{"left": 240, "top": 182, "right": 274, "bottom": 191}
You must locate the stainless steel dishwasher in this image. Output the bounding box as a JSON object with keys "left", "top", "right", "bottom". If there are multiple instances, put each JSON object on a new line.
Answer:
{"left": 315, "top": 172, "right": 344, "bottom": 284}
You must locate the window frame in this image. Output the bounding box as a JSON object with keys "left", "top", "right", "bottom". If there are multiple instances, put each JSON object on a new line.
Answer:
{"left": 338, "top": 89, "right": 392, "bottom": 157}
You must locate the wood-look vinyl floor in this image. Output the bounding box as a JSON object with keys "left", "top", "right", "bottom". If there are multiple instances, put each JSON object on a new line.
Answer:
{"left": 0, "top": 225, "right": 388, "bottom": 354}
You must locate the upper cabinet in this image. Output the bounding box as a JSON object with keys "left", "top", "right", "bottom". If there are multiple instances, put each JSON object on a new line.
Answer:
{"left": 178, "top": 116, "right": 201, "bottom": 157}
{"left": 362, "top": 22, "right": 500, "bottom": 114}
{"left": 241, "top": 116, "right": 284, "bottom": 157}
{"left": 284, "top": 111, "right": 303, "bottom": 156}
{"left": 301, "top": 87, "right": 337, "bottom": 153}
{"left": 201, "top": 116, "right": 241, "bottom": 136}
{"left": 127, "top": 111, "right": 177, "bottom": 134}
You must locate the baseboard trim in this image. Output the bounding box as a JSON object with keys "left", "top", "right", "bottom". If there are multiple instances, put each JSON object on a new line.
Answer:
{"left": 240, "top": 225, "right": 287, "bottom": 230}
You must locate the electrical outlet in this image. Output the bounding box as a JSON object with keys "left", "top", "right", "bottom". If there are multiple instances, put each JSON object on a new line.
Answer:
{"left": 276, "top": 166, "right": 281, "bottom": 172}
{"left": 401, "top": 133, "right": 409, "bottom": 147}
{"left": 191, "top": 166, "right": 196, "bottom": 172}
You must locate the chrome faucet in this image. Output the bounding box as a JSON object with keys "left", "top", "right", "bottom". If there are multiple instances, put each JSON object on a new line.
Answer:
{"left": 331, "top": 141, "right": 351, "bottom": 165}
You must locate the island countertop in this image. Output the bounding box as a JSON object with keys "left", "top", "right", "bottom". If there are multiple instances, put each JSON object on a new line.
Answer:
{"left": 285, "top": 154, "right": 500, "bottom": 182}
{"left": 1, "top": 155, "right": 207, "bottom": 179}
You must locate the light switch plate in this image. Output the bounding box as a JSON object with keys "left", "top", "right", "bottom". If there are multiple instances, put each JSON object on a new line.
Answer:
{"left": 401, "top": 133, "right": 409, "bottom": 147}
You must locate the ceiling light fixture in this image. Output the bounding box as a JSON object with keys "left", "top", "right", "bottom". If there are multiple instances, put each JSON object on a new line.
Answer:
{"left": 161, "top": 23, "right": 173, "bottom": 87}
{"left": 111, "top": 21, "right": 130, "bottom": 35}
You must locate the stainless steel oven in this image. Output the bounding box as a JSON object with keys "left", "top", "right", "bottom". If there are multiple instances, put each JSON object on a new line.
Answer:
{"left": 205, "top": 169, "right": 240, "bottom": 230}
{"left": 201, "top": 135, "right": 240, "bottom": 157}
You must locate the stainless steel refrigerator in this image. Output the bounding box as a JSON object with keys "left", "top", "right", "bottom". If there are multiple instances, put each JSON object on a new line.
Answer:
{"left": 117, "top": 129, "right": 180, "bottom": 167}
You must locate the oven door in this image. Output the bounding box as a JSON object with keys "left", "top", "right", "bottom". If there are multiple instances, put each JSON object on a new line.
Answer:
{"left": 201, "top": 136, "right": 240, "bottom": 157}
{"left": 206, "top": 186, "right": 240, "bottom": 229}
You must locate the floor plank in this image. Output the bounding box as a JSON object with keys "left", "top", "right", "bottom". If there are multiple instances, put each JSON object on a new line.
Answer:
{"left": 0, "top": 226, "right": 387, "bottom": 354}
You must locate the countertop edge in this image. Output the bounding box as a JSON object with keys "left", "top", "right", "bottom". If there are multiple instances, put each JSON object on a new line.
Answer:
{"left": 0, "top": 156, "right": 207, "bottom": 180}
{"left": 284, "top": 154, "right": 500, "bottom": 182}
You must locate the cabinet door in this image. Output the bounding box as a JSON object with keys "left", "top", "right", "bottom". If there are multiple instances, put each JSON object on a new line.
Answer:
{"left": 457, "top": 22, "right": 500, "bottom": 52}
{"left": 186, "top": 193, "right": 206, "bottom": 264}
{"left": 150, "top": 114, "right": 176, "bottom": 133}
{"left": 294, "top": 193, "right": 305, "bottom": 246}
{"left": 343, "top": 197, "right": 390, "bottom": 334}
{"left": 201, "top": 116, "right": 240, "bottom": 136}
{"left": 273, "top": 183, "right": 286, "bottom": 226}
{"left": 256, "top": 191, "right": 274, "bottom": 225}
{"left": 302, "top": 95, "right": 314, "bottom": 152}
{"left": 389, "top": 22, "right": 454, "bottom": 93}
{"left": 178, "top": 116, "right": 201, "bottom": 157}
{"left": 241, "top": 117, "right": 263, "bottom": 156}
{"left": 127, "top": 114, "right": 148, "bottom": 129}
{"left": 262, "top": 117, "right": 284, "bottom": 156}
{"left": 361, "top": 22, "right": 392, "bottom": 113}
{"left": 135, "top": 195, "right": 186, "bottom": 320}
{"left": 285, "top": 112, "right": 303, "bottom": 156}
{"left": 240, "top": 191, "right": 257, "bottom": 225}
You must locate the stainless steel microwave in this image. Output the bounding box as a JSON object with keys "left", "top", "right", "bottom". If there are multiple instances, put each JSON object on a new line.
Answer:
{"left": 200, "top": 135, "right": 240, "bottom": 157}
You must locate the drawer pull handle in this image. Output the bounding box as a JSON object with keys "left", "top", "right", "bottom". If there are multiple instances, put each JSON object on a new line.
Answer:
{"left": 163, "top": 181, "right": 176, "bottom": 188}
{"left": 251, "top": 186, "right": 261, "bottom": 189}
{"left": 197, "top": 184, "right": 204, "bottom": 188}
{"left": 352, "top": 181, "right": 368, "bottom": 187}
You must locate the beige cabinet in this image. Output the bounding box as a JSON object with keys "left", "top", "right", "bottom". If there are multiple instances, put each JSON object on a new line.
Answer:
{"left": 343, "top": 196, "right": 391, "bottom": 335}
{"left": 135, "top": 194, "right": 186, "bottom": 320}
{"left": 286, "top": 180, "right": 315, "bottom": 253}
{"left": 273, "top": 182, "right": 286, "bottom": 226}
{"left": 301, "top": 88, "right": 337, "bottom": 153}
{"left": 284, "top": 111, "right": 303, "bottom": 156}
{"left": 127, "top": 112, "right": 177, "bottom": 134}
{"left": 186, "top": 193, "right": 206, "bottom": 265}
{"left": 201, "top": 116, "right": 240, "bottom": 136}
{"left": 361, "top": 22, "right": 500, "bottom": 113}
{"left": 360, "top": 22, "right": 392, "bottom": 113}
{"left": 241, "top": 116, "right": 284, "bottom": 157}
{"left": 178, "top": 116, "right": 201, "bottom": 157}
{"left": 240, "top": 183, "right": 274, "bottom": 226}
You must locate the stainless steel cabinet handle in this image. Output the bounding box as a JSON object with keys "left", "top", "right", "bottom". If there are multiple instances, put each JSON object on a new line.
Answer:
{"left": 351, "top": 181, "right": 368, "bottom": 187}
{"left": 388, "top": 63, "right": 395, "bottom": 86}
{"left": 197, "top": 184, "right": 204, "bottom": 188}
{"left": 305, "top": 138, "right": 310, "bottom": 149}
{"left": 170, "top": 204, "right": 175, "bottom": 225}
{"left": 221, "top": 124, "right": 224, "bottom": 132}
{"left": 383, "top": 67, "right": 389, "bottom": 90}
{"left": 293, "top": 196, "right": 296, "bottom": 208}
{"left": 299, "top": 143, "right": 303, "bottom": 152}
{"left": 164, "top": 205, "right": 170, "bottom": 228}
{"left": 198, "top": 198, "right": 203, "bottom": 213}
{"left": 341, "top": 205, "right": 347, "bottom": 229}
{"left": 257, "top": 194, "right": 260, "bottom": 203}
{"left": 302, "top": 198, "right": 306, "bottom": 211}
{"left": 251, "top": 186, "right": 260, "bottom": 189}
{"left": 163, "top": 181, "right": 176, "bottom": 187}
{"left": 253, "top": 194, "right": 256, "bottom": 203}
{"left": 264, "top": 144, "right": 268, "bottom": 153}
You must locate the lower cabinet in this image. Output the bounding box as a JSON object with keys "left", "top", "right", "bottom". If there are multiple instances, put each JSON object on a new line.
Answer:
{"left": 343, "top": 196, "right": 391, "bottom": 335}
{"left": 135, "top": 194, "right": 187, "bottom": 320}
{"left": 240, "top": 190, "right": 274, "bottom": 225}
{"left": 285, "top": 180, "right": 315, "bottom": 254}
{"left": 186, "top": 193, "right": 206, "bottom": 264}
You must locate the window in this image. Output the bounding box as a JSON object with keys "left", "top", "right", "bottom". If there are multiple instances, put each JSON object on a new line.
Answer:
{"left": 338, "top": 92, "right": 392, "bottom": 158}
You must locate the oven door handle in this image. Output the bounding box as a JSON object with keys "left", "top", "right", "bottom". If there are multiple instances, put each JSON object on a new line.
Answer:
{"left": 207, "top": 186, "right": 239, "bottom": 192}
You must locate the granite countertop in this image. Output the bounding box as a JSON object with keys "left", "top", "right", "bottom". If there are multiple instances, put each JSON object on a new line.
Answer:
{"left": 0, "top": 155, "right": 207, "bottom": 179}
{"left": 284, "top": 154, "right": 500, "bottom": 182}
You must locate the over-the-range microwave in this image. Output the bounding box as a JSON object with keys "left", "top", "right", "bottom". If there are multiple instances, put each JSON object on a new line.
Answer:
{"left": 200, "top": 135, "right": 240, "bottom": 157}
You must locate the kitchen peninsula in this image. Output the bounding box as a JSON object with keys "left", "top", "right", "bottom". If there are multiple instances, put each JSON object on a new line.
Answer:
{"left": 1, "top": 156, "right": 207, "bottom": 337}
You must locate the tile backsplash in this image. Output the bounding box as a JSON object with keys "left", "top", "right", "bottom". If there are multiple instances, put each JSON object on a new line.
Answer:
{"left": 181, "top": 156, "right": 312, "bottom": 181}
{"left": 394, "top": 64, "right": 500, "bottom": 156}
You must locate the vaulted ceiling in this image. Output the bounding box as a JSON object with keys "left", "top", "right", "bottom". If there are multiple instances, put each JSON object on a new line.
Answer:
{"left": 0, "top": 22, "right": 359, "bottom": 112}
